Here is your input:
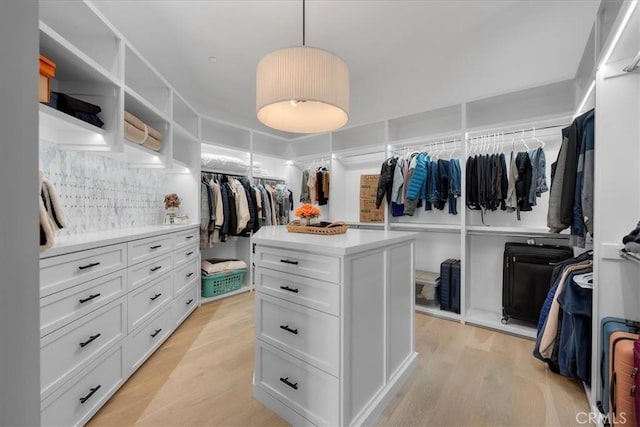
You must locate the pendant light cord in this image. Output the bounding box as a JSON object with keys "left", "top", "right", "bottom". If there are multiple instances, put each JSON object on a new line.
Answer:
{"left": 302, "top": 0, "right": 306, "bottom": 46}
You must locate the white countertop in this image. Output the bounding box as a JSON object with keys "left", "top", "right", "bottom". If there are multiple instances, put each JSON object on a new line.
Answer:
{"left": 251, "top": 225, "right": 417, "bottom": 256}
{"left": 41, "top": 223, "right": 200, "bottom": 258}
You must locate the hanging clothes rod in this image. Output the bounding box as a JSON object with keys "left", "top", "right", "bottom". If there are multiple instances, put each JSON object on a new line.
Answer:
{"left": 391, "top": 138, "right": 460, "bottom": 153}
{"left": 468, "top": 124, "right": 565, "bottom": 141}
{"left": 623, "top": 49, "right": 640, "bottom": 73}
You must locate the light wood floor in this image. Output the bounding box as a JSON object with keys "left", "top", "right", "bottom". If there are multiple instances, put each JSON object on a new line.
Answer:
{"left": 88, "top": 292, "right": 590, "bottom": 426}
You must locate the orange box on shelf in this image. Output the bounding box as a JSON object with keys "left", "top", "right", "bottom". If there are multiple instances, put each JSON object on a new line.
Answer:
{"left": 39, "top": 54, "right": 56, "bottom": 103}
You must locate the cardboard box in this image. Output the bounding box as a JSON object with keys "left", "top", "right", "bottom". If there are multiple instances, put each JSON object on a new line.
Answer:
{"left": 359, "top": 197, "right": 384, "bottom": 222}
{"left": 359, "top": 174, "right": 379, "bottom": 199}
{"left": 39, "top": 55, "right": 56, "bottom": 103}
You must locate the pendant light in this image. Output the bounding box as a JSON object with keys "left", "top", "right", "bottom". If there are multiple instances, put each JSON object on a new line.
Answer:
{"left": 256, "top": 0, "right": 350, "bottom": 134}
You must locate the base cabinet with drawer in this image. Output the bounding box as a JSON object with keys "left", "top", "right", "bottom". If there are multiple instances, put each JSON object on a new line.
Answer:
{"left": 39, "top": 225, "right": 200, "bottom": 426}
{"left": 252, "top": 226, "right": 418, "bottom": 427}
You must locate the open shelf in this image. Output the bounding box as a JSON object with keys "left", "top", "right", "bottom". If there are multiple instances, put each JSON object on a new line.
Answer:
{"left": 620, "top": 249, "right": 640, "bottom": 264}
{"left": 124, "top": 45, "right": 171, "bottom": 117}
{"left": 391, "top": 222, "right": 461, "bottom": 233}
{"left": 200, "top": 286, "right": 252, "bottom": 305}
{"left": 466, "top": 225, "right": 570, "bottom": 238}
{"left": 464, "top": 308, "right": 537, "bottom": 339}
{"left": 415, "top": 305, "right": 461, "bottom": 322}
{"left": 39, "top": 104, "right": 111, "bottom": 150}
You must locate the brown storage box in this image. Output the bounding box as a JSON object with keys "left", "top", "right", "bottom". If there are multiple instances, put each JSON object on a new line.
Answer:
{"left": 39, "top": 55, "right": 56, "bottom": 103}
{"left": 359, "top": 197, "right": 384, "bottom": 223}
{"left": 359, "top": 174, "right": 379, "bottom": 199}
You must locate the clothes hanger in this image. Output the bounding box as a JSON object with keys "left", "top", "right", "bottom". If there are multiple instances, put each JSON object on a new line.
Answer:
{"left": 531, "top": 127, "right": 545, "bottom": 148}
{"left": 520, "top": 129, "right": 530, "bottom": 151}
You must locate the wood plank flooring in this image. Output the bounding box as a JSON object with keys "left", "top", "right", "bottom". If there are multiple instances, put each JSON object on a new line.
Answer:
{"left": 88, "top": 292, "right": 590, "bottom": 426}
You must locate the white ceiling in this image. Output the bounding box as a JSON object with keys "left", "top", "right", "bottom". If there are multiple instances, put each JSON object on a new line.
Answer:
{"left": 91, "top": 0, "right": 600, "bottom": 140}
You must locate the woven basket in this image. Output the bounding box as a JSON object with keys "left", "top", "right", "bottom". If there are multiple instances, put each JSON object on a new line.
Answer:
{"left": 286, "top": 220, "right": 349, "bottom": 235}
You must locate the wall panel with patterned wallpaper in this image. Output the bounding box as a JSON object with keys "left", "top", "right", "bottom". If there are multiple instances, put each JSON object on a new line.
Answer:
{"left": 40, "top": 142, "right": 165, "bottom": 235}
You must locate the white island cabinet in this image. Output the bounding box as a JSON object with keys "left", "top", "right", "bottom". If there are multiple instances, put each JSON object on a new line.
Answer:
{"left": 252, "top": 226, "right": 418, "bottom": 427}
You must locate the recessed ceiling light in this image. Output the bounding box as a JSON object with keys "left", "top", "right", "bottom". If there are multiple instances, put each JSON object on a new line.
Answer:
{"left": 208, "top": 56, "right": 217, "bottom": 63}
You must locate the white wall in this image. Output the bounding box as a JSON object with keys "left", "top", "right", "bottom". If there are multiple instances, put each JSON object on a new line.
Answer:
{"left": 0, "top": 1, "right": 40, "bottom": 425}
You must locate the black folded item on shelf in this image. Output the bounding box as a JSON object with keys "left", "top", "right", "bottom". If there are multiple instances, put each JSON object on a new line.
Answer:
{"left": 50, "top": 92, "right": 104, "bottom": 128}
{"left": 53, "top": 92, "right": 101, "bottom": 114}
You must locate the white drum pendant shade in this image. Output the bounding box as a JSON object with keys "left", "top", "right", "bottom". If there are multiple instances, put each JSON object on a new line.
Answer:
{"left": 256, "top": 46, "right": 349, "bottom": 133}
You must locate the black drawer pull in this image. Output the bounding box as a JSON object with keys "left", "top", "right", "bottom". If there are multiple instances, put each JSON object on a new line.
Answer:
{"left": 280, "top": 325, "right": 298, "bottom": 335}
{"left": 280, "top": 259, "right": 299, "bottom": 265}
{"left": 150, "top": 245, "right": 162, "bottom": 250}
{"left": 79, "top": 333, "right": 101, "bottom": 348}
{"left": 150, "top": 266, "right": 162, "bottom": 272}
{"left": 186, "top": 298, "right": 194, "bottom": 305}
{"left": 280, "top": 285, "right": 299, "bottom": 293}
{"left": 79, "top": 293, "right": 101, "bottom": 304}
{"left": 186, "top": 272, "right": 194, "bottom": 278}
{"left": 79, "top": 385, "right": 101, "bottom": 404}
{"left": 279, "top": 377, "right": 298, "bottom": 390}
{"left": 186, "top": 235, "right": 194, "bottom": 240}
{"left": 78, "top": 262, "right": 100, "bottom": 270}
{"left": 186, "top": 251, "right": 194, "bottom": 256}
{"left": 151, "top": 328, "right": 162, "bottom": 338}
{"left": 150, "top": 293, "right": 162, "bottom": 301}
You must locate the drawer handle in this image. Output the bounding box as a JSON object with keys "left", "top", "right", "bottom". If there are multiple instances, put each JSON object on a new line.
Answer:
{"left": 280, "top": 285, "right": 299, "bottom": 293}
{"left": 79, "top": 385, "right": 101, "bottom": 404}
{"left": 186, "top": 272, "right": 194, "bottom": 278}
{"left": 186, "top": 298, "right": 194, "bottom": 305}
{"left": 280, "top": 259, "right": 299, "bottom": 265}
{"left": 186, "top": 251, "right": 194, "bottom": 256}
{"left": 279, "top": 377, "right": 298, "bottom": 390}
{"left": 79, "top": 293, "right": 101, "bottom": 304}
{"left": 78, "top": 262, "right": 101, "bottom": 270}
{"left": 79, "top": 333, "right": 101, "bottom": 348}
{"left": 150, "top": 266, "right": 162, "bottom": 272}
{"left": 151, "top": 328, "right": 162, "bottom": 338}
{"left": 150, "top": 293, "right": 162, "bottom": 301}
{"left": 186, "top": 235, "right": 194, "bottom": 240}
{"left": 279, "top": 325, "right": 298, "bottom": 335}
{"left": 150, "top": 245, "right": 162, "bottom": 250}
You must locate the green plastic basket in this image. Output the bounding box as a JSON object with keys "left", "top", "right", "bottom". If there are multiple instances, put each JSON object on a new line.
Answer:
{"left": 201, "top": 268, "right": 246, "bottom": 298}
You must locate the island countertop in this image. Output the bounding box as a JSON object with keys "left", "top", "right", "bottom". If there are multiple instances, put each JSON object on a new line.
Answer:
{"left": 251, "top": 225, "right": 417, "bottom": 256}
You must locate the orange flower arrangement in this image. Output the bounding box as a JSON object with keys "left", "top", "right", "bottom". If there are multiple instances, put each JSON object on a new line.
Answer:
{"left": 295, "top": 203, "right": 321, "bottom": 218}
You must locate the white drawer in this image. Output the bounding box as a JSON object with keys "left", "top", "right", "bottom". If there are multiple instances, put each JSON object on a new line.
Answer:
{"left": 255, "top": 340, "right": 339, "bottom": 427}
{"left": 41, "top": 297, "right": 126, "bottom": 399}
{"left": 173, "top": 228, "right": 199, "bottom": 250}
{"left": 173, "top": 258, "right": 200, "bottom": 296}
{"left": 40, "top": 243, "right": 126, "bottom": 297}
{"left": 173, "top": 242, "right": 199, "bottom": 268}
{"left": 41, "top": 344, "right": 125, "bottom": 427}
{"left": 127, "top": 305, "right": 173, "bottom": 372}
{"left": 127, "top": 234, "right": 173, "bottom": 266}
{"left": 40, "top": 270, "right": 126, "bottom": 337}
{"left": 255, "top": 266, "right": 340, "bottom": 316}
{"left": 254, "top": 245, "right": 341, "bottom": 284}
{"left": 256, "top": 293, "right": 339, "bottom": 376}
{"left": 127, "top": 253, "right": 172, "bottom": 291}
{"left": 173, "top": 284, "right": 198, "bottom": 327}
{"left": 128, "top": 273, "right": 172, "bottom": 332}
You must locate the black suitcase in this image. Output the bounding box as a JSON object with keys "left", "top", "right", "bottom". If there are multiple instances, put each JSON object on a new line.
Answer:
{"left": 439, "top": 259, "right": 460, "bottom": 314}
{"left": 502, "top": 242, "right": 572, "bottom": 325}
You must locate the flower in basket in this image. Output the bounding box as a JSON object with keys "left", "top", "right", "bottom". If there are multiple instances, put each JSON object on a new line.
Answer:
{"left": 164, "top": 193, "right": 181, "bottom": 210}
{"left": 295, "top": 203, "right": 321, "bottom": 225}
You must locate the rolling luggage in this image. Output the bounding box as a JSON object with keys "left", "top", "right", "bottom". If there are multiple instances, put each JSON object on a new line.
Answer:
{"left": 599, "top": 317, "right": 640, "bottom": 417}
{"left": 502, "top": 242, "right": 572, "bottom": 325}
{"left": 439, "top": 259, "right": 460, "bottom": 314}
{"left": 609, "top": 331, "right": 639, "bottom": 426}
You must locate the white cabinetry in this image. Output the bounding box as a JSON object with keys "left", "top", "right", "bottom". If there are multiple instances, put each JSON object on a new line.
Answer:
{"left": 252, "top": 227, "right": 417, "bottom": 427}
{"left": 39, "top": 225, "right": 200, "bottom": 426}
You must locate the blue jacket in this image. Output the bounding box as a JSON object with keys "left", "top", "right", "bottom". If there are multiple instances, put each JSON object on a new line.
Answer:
{"left": 406, "top": 153, "right": 427, "bottom": 200}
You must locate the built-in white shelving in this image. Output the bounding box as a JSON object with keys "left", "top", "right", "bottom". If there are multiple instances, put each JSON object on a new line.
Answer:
{"left": 465, "top": 308, "right": 537, "bottom": 339}
{"left": 200, "top": 286, "right": 253, "bottom": 305}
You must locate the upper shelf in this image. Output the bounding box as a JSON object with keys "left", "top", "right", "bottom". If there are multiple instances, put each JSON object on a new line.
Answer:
{"left": 39, "top": 104, "right": 110, "bottom": 150}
